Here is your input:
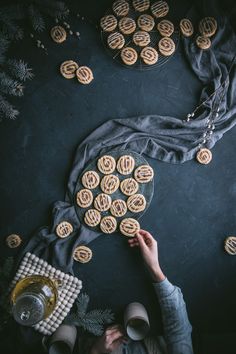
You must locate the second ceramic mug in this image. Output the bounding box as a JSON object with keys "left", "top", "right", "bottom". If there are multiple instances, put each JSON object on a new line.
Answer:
{"left": 124, "top": 302, "right": 150, "bottom": 341}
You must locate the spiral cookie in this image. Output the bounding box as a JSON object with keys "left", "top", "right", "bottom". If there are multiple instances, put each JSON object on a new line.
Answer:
{"left": 196, "top": 148, "right": 212, "bottom": 164}
{"left": 137, "top": 14, "right": 155, "bottom": 32}
{"left": 110, "top": 199, "right": 127, "bottom": 217}
{"left": 100, "top": 15, "right": 118, "bottom": 32}
{"left": 84, "top": 209, "right": 101, "bottom": 227}
{"left": 73, "top": 245, "right": 93, "bottom": 263}
{"left": 133, "top": 0, "right": 150, "bottom": 12}
{"left": 60, "top": 60, "right": 79, "bottom": 79}
{"left": 196, "top": 36, "right": 211, "bottom": 50}
{"left": 6, "top": 234, "right": 22, "bottom": 248}
{"left": 158, "top": 37, "right": 175, "bottom": 56}
{"left": 82, "top": 171, "right": 100, "bottom": 189}
{"left": 50, "top": 25, "right": 67, "bottom": 43}
{"left": 94, "top": 193, "right": 112, "bottom": 211}
{"left": 107, "top": 32, "right": 125, "bottom": 50}
{"left": 140, "top": 47, "right": 158, "bottom": 65}
{"left": 76, "top": 66, "right": 94, "bottom": 84}
{"left": 127, "top": 194, "right": 146, "bottom": 213}
{"left": 117, "top": 155, "right": 135, "bottom": 175}
{"left": 199, "top": 17, "right": 217, "bottom": 37}
{"left": 120, "top": 218, "right": 140, "bottom": 237}
{"left": 100, "top": 216, "right": 117, "bottom": 234}
{"left": 133, "top": 31, "right": 150, "bottom": 47}
{"left": 119, "top": 17, "right": 136, "bottom": 34}
{"left": 134, "top": 165, "right": 154, "bottom": 183}
{"left": 120, "top": 178, "right": 139, "bottom": 196}
{"left": 157, "top": 20, "right": 174, "bottom": 37}
{"left": 180, "top": 19, "right": 194, "bottom": 37}
{"left": 224, "top": 236, "right": 236, "bottom": 255}
{"left": 121, "top": 47, "right": 138, "bottom": 65}
{"left": 56, "top": 221, "right": 73, "bottom": 238}
{"left": 97, "top": 155, "right": 116, "bottom": 174}
{"left": 151, "top": 1, "right": 169, "bottom": 18}
{"left": 100, "top": 174, "right": 120, "bottom": 194}
{"left": 113, "top": 0, "right": 129, "bottom": 17}
{"left": 76, "top": 189, "right": 94, "bottom": 208}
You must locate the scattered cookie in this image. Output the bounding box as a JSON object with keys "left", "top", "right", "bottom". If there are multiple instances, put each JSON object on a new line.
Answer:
{"left": 100, "top": 216, "right": 117, "bottom": 234}
{"left": 120, "top": 178, "right": 139, "bottom": 196}
{"left": 133, "top": 31, "right": 151, "bottom": 47}
{"left": 94, "top": 193, "right": 112, "bottom": 211}
{"left": 50, "top": 25, "right": 67, "bottom": 43}
{"left": 97, "top": 155, "right": 116, "bottom": 174}
{"left": 100, "top": 15, "right": 118, "bottom": 32}
{"left": 107, "top": 31, "right": 125, "bottom": 50}
{"left": 137, "top": 14, "right": 155, "bottom": 32}
{"left": 151, "top": 1, "right": 169, "bottom": 18}
{"left": 110, "top": 199, "right": 127, "bottom": 217}
{"left": 120, "top": 218, "right": 140, "bottom": 237}
{"left": 199, "top": 17, "right": 217, "bottom": 37}
{"left": 6, "top": 234, "right": 22, "bottom": 248}
{"left": 100, "top": 174, "right": 120, "bottom": 194}
{"left": 116, "top": 155, "right": 135, "bottom": 175}
{"left": 134, "top": 165, "right": 154, "bottom": 183}
{"left": 121, "top": 47, "right": 138, "bottom": 65}
{"left": 119, "top": 17, "right": 136, "bottom": 34}
{"left": 180, "top": 18, "right": 194, "bottom": 37}
{"left": 140, "top": 46, "right": 158, "bottom": 65}
{"left": 158, "top": 37, "right": 175, "bottom": 56}
{"left": 82, "top": 171, "right": 100, "bottom": 189}
{"left": 84, "top": 209, "right": 101, "bottom": 227}
{"left": 196, "top": 148, "right": 212, "bottom": 164}
{"left": 113, "top": 0, "right": 129, "bottom": 17}
{"left": 60, "top": 60, "right": 79, "bottom": 79}
{"left": 56, "top": 221, "right": 73, "bottom": 238}
{"left": 196, "top": 36, "right": 211, "bottom": 50}
{"left": 224, "top": 236, "right": 236, "bottom": 255}
{"left": 73, "top": 245, "right": 93, "bottom": 263}
{"left": 157, "top": 19, "right": 174, "bottom": 37}
{"left": 127, "top": 194, "right": 146, "bottom": 213}
{"left": 133, "top": 0, "right": 150, "bottom": 12}
{"left": 76, "top": 66, "right": 94, "bottom": 84}
{"left": 76, "top": 189, "right": 94, "bottom": 208}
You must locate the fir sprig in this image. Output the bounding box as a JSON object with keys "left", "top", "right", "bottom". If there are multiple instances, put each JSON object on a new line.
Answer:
{"left": 0, "top": 94, "right": 19, "bottom": 121}
{"left": 7, "top": 59, "right": 34, "bottom": 81}
{"left": 0, "top": 72, "right": 24, "bottom": 96}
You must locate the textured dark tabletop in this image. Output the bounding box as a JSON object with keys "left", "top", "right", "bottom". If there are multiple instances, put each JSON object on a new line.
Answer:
{"left": 0, "top": 0, "right": 236, "bottom": 344}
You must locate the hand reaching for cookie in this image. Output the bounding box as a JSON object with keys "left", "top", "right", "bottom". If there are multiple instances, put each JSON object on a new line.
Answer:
{"left": 128, "top": 229, "right": 165, "bottom": 283}
{"left": 90, "top": 325, "right": 126, "bottom": 354}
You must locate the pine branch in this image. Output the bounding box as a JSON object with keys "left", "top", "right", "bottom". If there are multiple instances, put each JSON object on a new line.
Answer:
{"left": 28, "top": 4, "right": 45, "bottom": 32}
{"left": 0, "top": 36, "right": 10, "bottom": 64}
{"left": 79, "top": 317, "right": 104, "bottom": 336}
{"left": 7, "top": 59, "right": 34, "bottom": 81}
{"left": 85, "top": 309, "right": 114, "bottom": 325}
{"left": 0, "top": 72, "right": 24, "bottom": 96}
{"left": 0, "top": 96, "right": 19, "bottom": 121}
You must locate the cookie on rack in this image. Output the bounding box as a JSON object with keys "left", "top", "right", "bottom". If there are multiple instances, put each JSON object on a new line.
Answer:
{"left": 97, "top": 155, "right": 116, "bottom": 174}
{"left": 100, "top": 216, "right": 117, "bottom": 234}
{"left": 134, "top": 165, "right": 154, "bottom": 183}
{"left": 84, "top": 209, "right": 101, "bottom": 227}
{"left": 127, "top": 194, "right": 146, "bottom": 213}
{"left": 100, "top": 15, "right": 118, "bottom": 32}
{"left": 120, "top": 178, "right": 139, "bottom": 196}
{"left": 132, "top": 0, "right": 150, "bottom": 12}
{"left": 133, "top": 31, "right": 151, "bottom": 47}
{"left": 51, "top": 25, "right": 67, "bottom": 43}
{"left": 100, "top": 174, "right": 120, "bottom": 194}
{"left": 107, "top": 32, "right": 125, "bottom": 50}
{"left": 110, "top": 199, "right": 127, "bottom": 217}
{"left": 120, "top": 218, "right": 140, "bottom": 237}
{"left": 179, "top": 19, "right": 194, "bottom": 37}
{"left": 140, "top": 46, "right": 158, "bottom": 65}
{"left": 137, "top": 14, "right": 155, "bottom": 32}
{"left": 157, "top": 20, "right": 174, "bottom": 37}
{"left": 121, "top": 47, "right": 138, "bottom": 65}
{"left": 60, "top": 60, "right": 79, "bottom": 79}
{"left": 151, "top": 1, "right": 169, "bottom": 18}
{"left": 76, "top": 189, "right": 94, "bottom": 208}
{"left": 73, "top": 246, "right": 93, "bottom": 263}
{"left": 113, "top": 0, "right": 129, "bottom": 17}
{"left": 116, "top": 155, "right": 135, "bottom": 175}
{"left": 196, "top": 36, "right": 211, "bottom": 50}
{"left": 119, "top": 17, "right": 136, "bottom": 34}
{"left": 199, "top": 17, "right": 217, "bottom": 37}
{"left": 94, "top": 193, "right": 112, "bottom": 212}
{"left": 76, "top": 66, "right": 94, "bottom": 84}
{"left": 158, "top": 37, "right": 175, "bottom": 56}
{"left": 82, "top": 171, "right": 100, "bottom": 189}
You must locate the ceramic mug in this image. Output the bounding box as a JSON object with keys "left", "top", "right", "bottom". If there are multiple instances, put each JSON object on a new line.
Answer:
{"left": 124, "top": 302, "right": 150, "bottom": 341}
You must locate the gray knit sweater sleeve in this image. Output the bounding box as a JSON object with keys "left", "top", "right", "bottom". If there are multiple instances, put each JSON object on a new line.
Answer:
{"left": 153, "top": 278, "right": 193, "bottom": 354}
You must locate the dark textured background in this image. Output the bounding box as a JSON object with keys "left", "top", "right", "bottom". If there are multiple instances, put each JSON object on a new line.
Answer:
{"left": 0, "top": 0, "right": 236, "bottom": 353}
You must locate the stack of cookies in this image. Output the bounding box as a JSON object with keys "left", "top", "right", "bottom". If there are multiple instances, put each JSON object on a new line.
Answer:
{"left": 100, "top": 0, "right": 178, "bottom": 67}
{"left": 75, "top": 153, "right": 154, "bottom": 237}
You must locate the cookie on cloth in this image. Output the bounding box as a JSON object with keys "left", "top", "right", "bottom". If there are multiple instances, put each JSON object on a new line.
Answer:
{"left": 151, "top": 1, "right": 169, "bottom": 18}
{"left": 107, "top": 32, "right": 125, "bottom": 50}
{"left": 76, "top": 189, "right": 93, "bottom": 208}
{"left": 94, "top": 193, "right": 112, "bottom": 211}
{"left": 113, "top": 0, "right": 129, "bottom": 17}
{"left": 134, "top": 165, "right": 154, "bottom": 183}
{"left": 120, "top": 218, "right": 140, "bottom": 237}
{"left": 82, "top": 171, "right": 100, "bottom": 189}
{"left": 157, "top": 20, "right": 174, "bottom": 37}
{"left": 133, "top": 0, "right": 150, "bottom": 12}
{"left": 133, "top": 31, "right": 151, "bottom": 47}
{"left": 56, "top": 221, "right": 73, "bottom": 238}
{"left": 137, "top": 14, "right": 155, "bottom": 32}
{"left": 60, "top": 60, "right": 79, "bottom": 79}
{"left": 158, "top": 36, "right": 175, "bottom": 56}
{"left": 199, "top": 17, "right": 217, "bottom": 37}
{"left": 127, "top": 194, "right": 146, "bottom": 213}
{"left": 119, "top": 17, "right": 136, "bottom": 34}
{"left": 76, "top": 66, "right": 94, "bottom": 84}
{"left": 100, "top": 216, "right": 117, "bottom": 234}
{"left": 51, "top": 25, "right": 67, "bottom": 43}
{"left": 224, "top": 237, "right": 236, "bottom": 255}
{"left": 116, "top": 155, "right": 135, "bottom": 175}
{"left": 84, "top": 209, "right": 101, "bottom": 227}
{"left": 100, "top": 174, "right": 120, "bottom": 194}
{"left": 121, "top": 47, "right": 138, "bottom": 65}
{"left": 196, "top": 36, "right": 211, "bottom": 50}
{"left": 196, "top": 148, "right": 212, "bottom": 164}
{"left": 110, "top": 199, "right": 127, "bottom": 217}
{"left": 120, "top": 178, "right": 139, "bottom": 196}
{"left": 179, "top": 19, "right": 194, "bottom": 37}
{"left": 100, "top": 15, "right": 118, "bottom": 32}
{"left": 6, "top": 234, "right": 22, "bottom": 248}
{"left": 73, "top": 245, "right": 93, "bottom": 263}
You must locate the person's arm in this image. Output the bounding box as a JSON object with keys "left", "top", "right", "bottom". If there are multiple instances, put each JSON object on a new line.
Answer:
{"left": 90, "top": 325, "right": 125, "bottom": 354}
{"left": 128, "top": 230, "right": 193, "bottom": 354}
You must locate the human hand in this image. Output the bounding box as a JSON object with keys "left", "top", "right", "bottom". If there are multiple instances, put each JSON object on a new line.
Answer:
{"left": 128, "top": 229, "right": 165, "bottom": 282}
{"left": 90, "top": 325, "right": 126, "bottom": 354}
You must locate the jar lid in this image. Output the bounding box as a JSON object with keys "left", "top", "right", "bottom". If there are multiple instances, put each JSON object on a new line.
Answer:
{"left": 12, "top": 293, "right": 45, "bottom": 326}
